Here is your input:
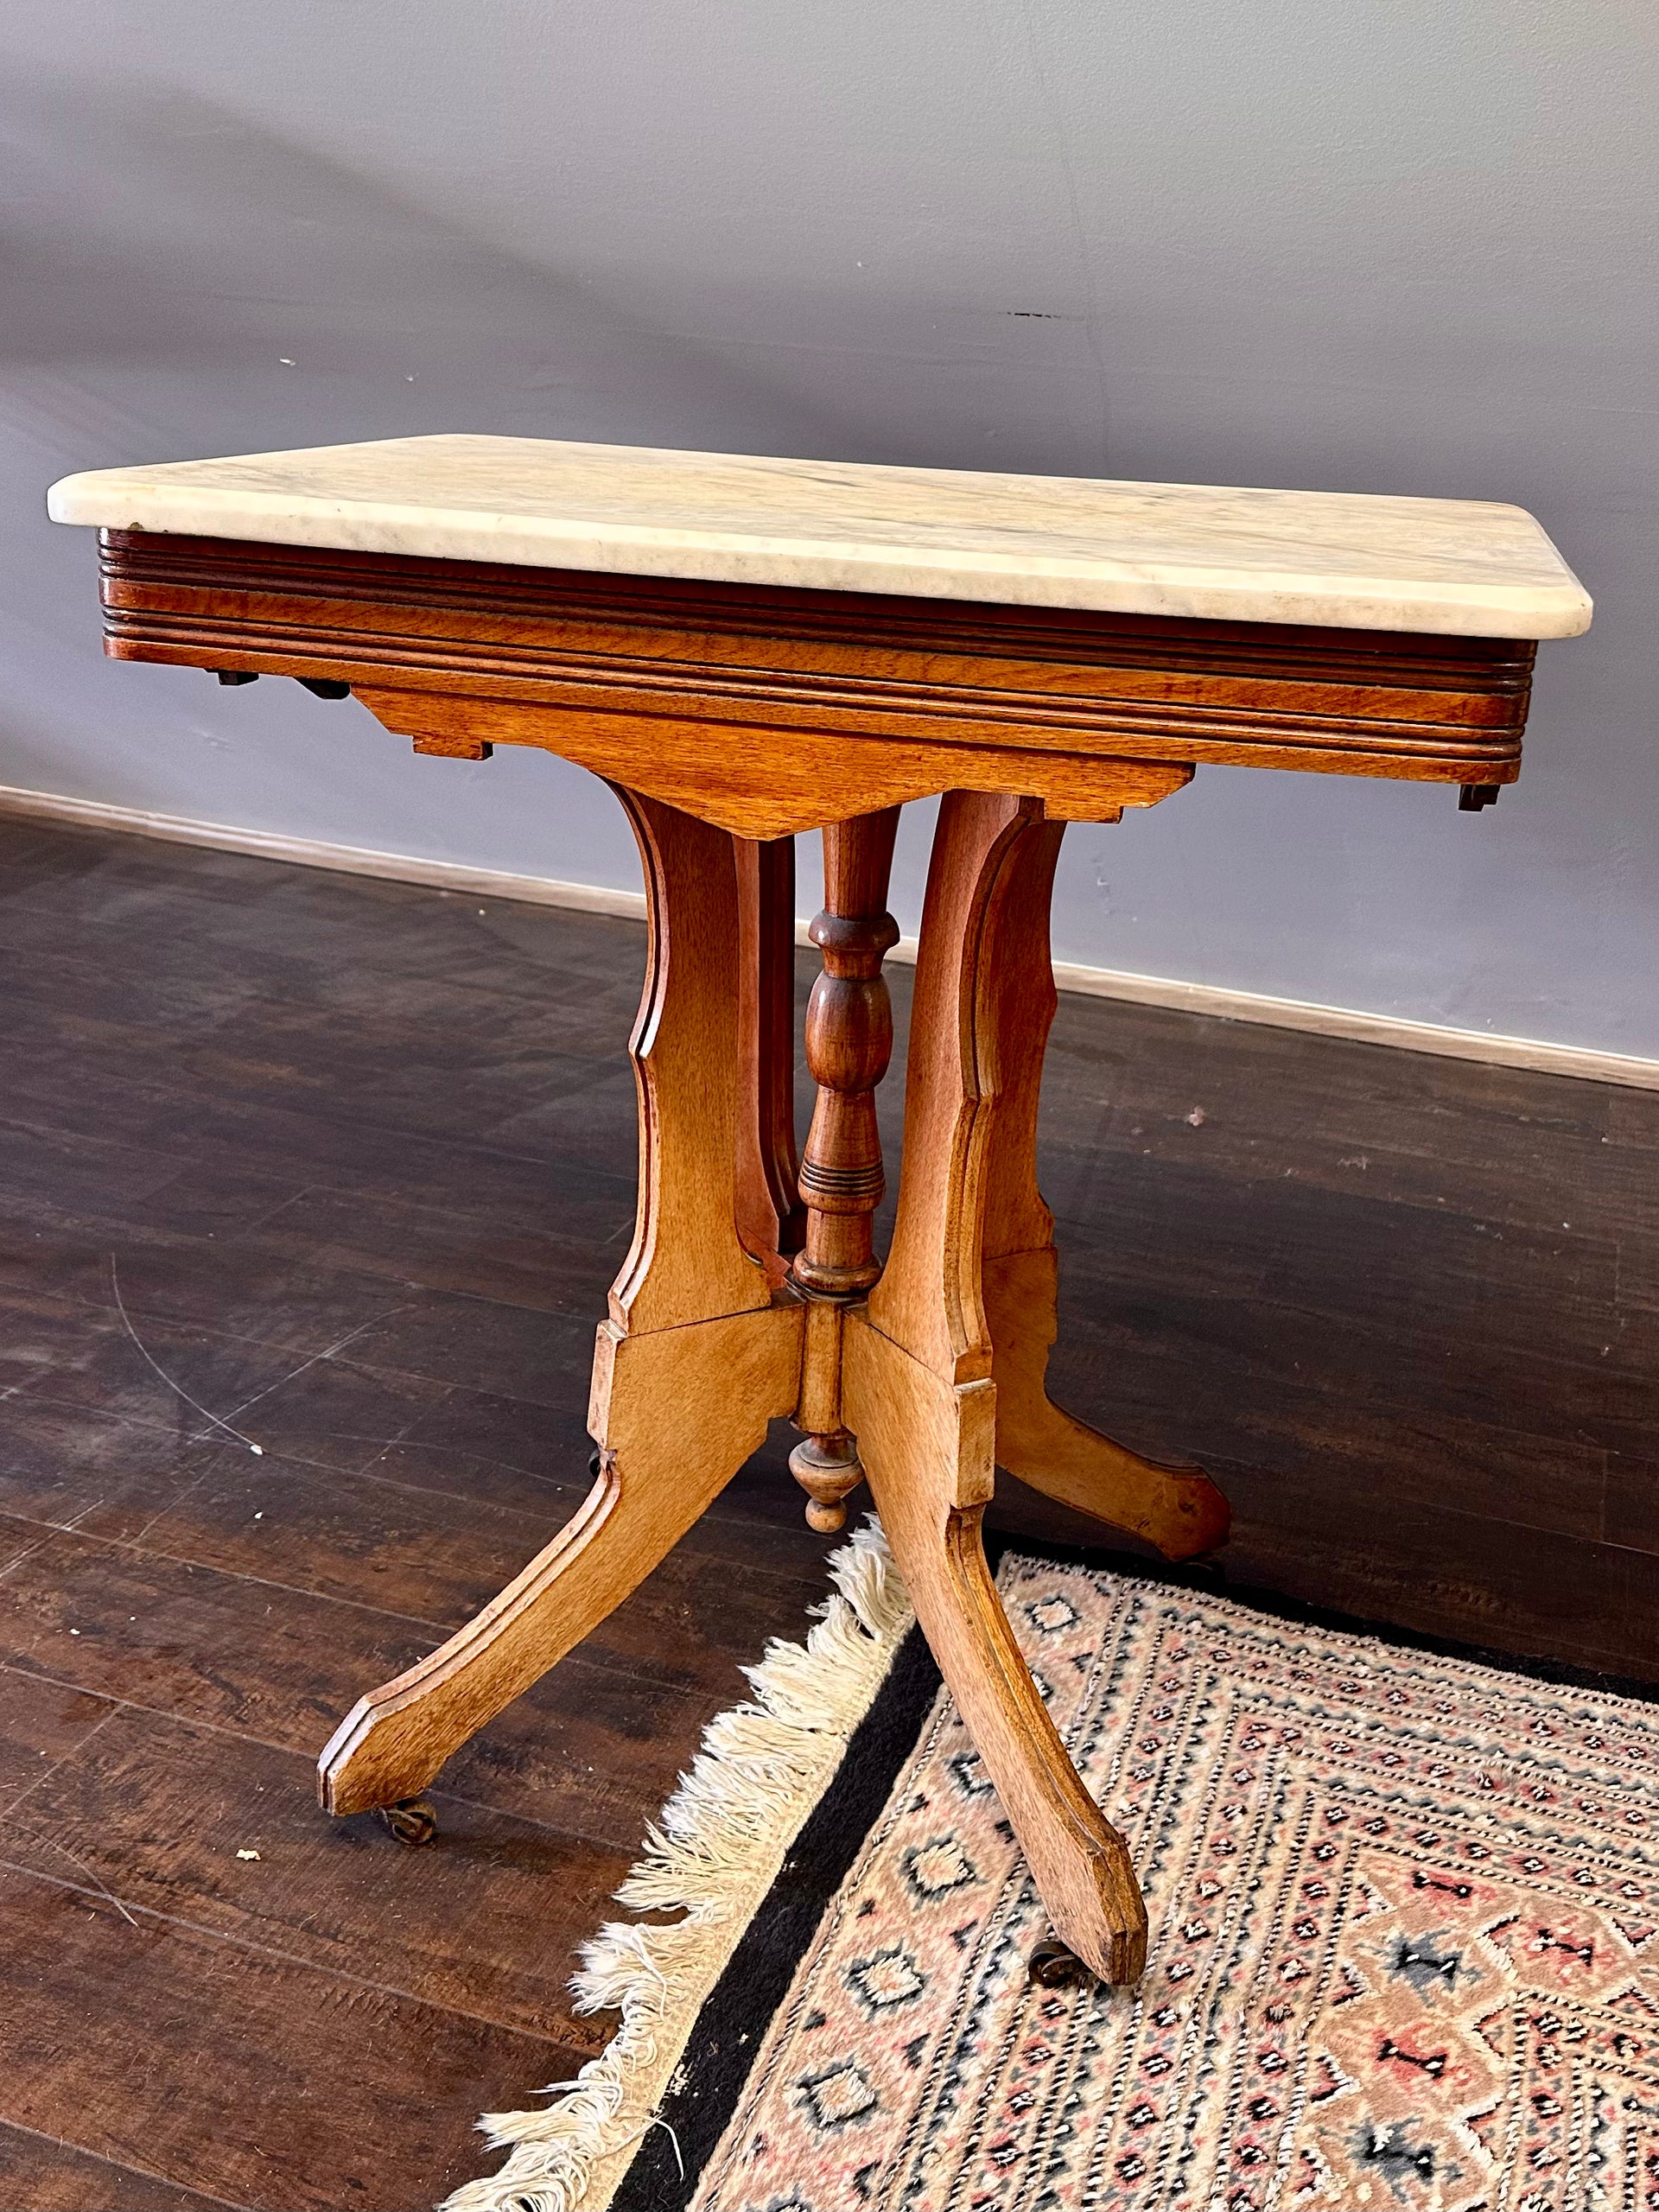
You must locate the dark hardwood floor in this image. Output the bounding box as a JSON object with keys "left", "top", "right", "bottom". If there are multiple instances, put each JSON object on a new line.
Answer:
{"left": 0, "top": 812, "right": 1652, "bottom": 2209}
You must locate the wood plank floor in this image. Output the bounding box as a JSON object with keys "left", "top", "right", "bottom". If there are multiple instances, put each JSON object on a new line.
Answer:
{"left": 0, "top": 814, "right": 1653, "bottom": 2209}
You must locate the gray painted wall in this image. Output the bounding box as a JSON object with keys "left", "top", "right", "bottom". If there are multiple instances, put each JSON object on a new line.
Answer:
{"left": 5, "top": 2, "right": 1654, "bottom": 1051}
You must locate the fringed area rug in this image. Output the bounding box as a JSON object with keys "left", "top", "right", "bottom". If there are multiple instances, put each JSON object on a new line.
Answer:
{"left": 451, "top": 1530, "right": 1659, "bottom": 2212}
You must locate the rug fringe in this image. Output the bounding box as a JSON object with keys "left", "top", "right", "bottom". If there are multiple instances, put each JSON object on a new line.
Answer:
{"left": 441, "top": 1518, "right": 912, "bottom": 2212}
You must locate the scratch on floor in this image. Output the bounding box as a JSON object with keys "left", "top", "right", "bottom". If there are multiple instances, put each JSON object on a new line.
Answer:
{"left": 5, "top": 1817, "right": 140, "bottom": 1927}
{"left": 207, "top": 1300, "right": 415, "bottom": 1437}
{"left": 107, "top": 1255, "right": 264, "bottom": 1454}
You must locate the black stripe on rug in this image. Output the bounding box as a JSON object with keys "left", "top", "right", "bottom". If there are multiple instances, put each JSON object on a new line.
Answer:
{"left": 610, "top": 1618, "right": 943, "bottom": 2210}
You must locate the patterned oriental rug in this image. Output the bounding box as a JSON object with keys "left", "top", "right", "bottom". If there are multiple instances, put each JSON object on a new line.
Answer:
{"left": 450, "top": 1529, "right": 1659, "bottom": 2212}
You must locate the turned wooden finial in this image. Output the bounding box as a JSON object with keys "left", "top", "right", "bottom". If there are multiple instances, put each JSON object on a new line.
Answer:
{"left": 792, "top": 809, "right": 902, "bottom": 1297}
{"left": 787, "top": 808, "right": 902, "bottom": 1528}
{"left": 790, "top": 1432, "right": 865, "bottom": 1531}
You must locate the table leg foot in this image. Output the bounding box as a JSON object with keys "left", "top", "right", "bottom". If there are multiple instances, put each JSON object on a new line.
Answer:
{"left": 846, "top": 1315, "right": 1147, "bottom": 1984}
{"left": 986, "top": 1246, "right": 1230, "bottom": 1560}
{"left": 319, "top": 1301, "right": 802, "bottom": 1817}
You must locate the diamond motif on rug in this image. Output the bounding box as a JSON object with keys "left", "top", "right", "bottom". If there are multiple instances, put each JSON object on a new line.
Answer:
{"left": 683, "top": 1556, "right": 1659, "bottom": 2210}
{"left": 795, "top": 2056, "right": 880, "bottom": 2133}
{"left": 1024, "top": 1592, "right": 1081, "bottom": 1637}
{"left": 900, "top": 1834, "right": 980, "bottom": 1903}
{"left": 845, "top": 1944, "right": 927, "bottom": 2016}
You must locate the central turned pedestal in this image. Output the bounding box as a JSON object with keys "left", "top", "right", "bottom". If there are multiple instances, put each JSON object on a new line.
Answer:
{"left": 317, "top": 786, "right": 1231, "bottom": 1984}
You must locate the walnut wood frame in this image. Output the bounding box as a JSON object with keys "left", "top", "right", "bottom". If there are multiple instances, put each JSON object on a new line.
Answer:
{"left": 88, "top": 526, "right": 1539, "bottom": 1983}
{"left": 99, "top": 532, "right": 1532, "bottom": 834}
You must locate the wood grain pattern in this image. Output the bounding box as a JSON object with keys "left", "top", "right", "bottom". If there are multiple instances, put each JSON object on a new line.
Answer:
{"left": 867, "top": 791, "right": 1040, "bottom": 1380}
{"left": 0, "top": 1865, "right": 575, "bottom": 2211}
{"left": 843, "top": 1313, "right": 1147, "bottom": 1982}
{"left": 2, "top": 1702, "right": 626, "bottom": 2042}
{"left": 318, "top": 1301, "right": 802, "bottom": 1815}
{"left": 98, "top": 531, "right": 1535, "bottom": 823}
{"left": 606, "top": 786, "right": 770, "bottom": 1333}
{"left": 852, "top": 791, "right": 1165, "bottom": 1978}
{"left": 0, "top": 2125, "right": 231, "bottom": 2212}
{"left": 320, "top": 784, "right": 806, "bottom": 1815}
{"left": 356, "top": 684, "right": 1194, "bottom": 837}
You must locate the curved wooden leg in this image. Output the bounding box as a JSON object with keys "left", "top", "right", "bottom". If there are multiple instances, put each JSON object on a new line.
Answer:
{"left": 857, "top": 791, "right": 1150, "bottom": 1983}
{"left": 320, "top": 1305, "right": 800, "bottom": 1814}
{"left": 987, "top": 1247, "right": 1230, "bottom": 1560}
{"left": 845, "top": 1313, "right": 1147, "bottom": 1981}
{"left": 320, "top": 790, "right": 804, "bottom": 1815}
{"left": 973, "top": 807, "right": 1230, "bottom": 1560}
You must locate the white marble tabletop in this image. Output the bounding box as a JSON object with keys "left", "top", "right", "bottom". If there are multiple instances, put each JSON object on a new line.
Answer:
{"left": 48, "top": 435, "right": 1590, "bottom": 639}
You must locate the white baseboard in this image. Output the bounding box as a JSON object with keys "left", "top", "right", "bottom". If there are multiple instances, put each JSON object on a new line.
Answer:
{"left": 4, "top": 779, "right": 1655, "bottom": 1094}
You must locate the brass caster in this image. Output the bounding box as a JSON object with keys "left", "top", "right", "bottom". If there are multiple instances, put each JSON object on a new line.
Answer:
{"left": 379, "top": 1797, "right": 437, "bottom": 1847}
{"left": 1029, "top": 1934, "right": 1095, "bottom": 1990}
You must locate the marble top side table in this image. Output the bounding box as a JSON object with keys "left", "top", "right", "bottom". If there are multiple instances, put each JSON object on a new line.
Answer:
{"left": 49, "top": 436, "right": 1591, "bottom": 1982}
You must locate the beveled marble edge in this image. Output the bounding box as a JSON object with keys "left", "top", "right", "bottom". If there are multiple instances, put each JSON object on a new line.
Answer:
{"left": 47, "top": 435, "right": 1593, "bottom": 639}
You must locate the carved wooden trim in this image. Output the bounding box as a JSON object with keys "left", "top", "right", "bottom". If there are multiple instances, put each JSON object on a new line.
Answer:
{"left": 357, "top": 688, "right": 1195, "bottom": 837}
{"left": 606, "top": 787, "right": 772, "bottom": 1333}
{"left": 98, "top": 531, "right": 1534, "bottom": 811}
